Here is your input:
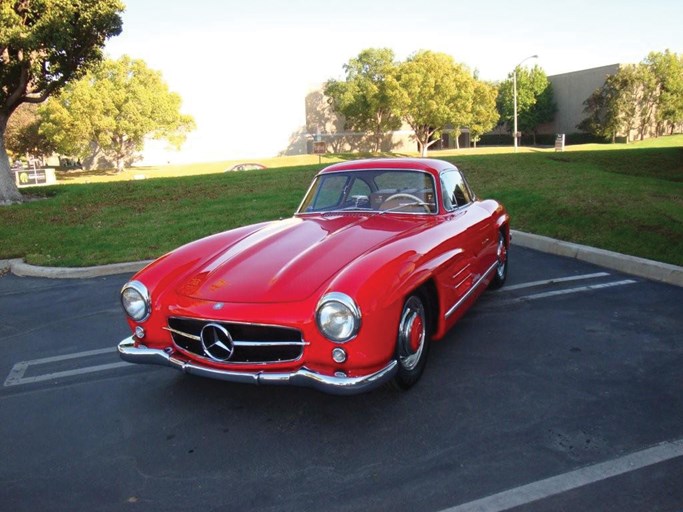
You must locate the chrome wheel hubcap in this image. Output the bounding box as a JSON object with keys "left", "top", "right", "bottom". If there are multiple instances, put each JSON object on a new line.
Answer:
{"left": 496, "top": 234, "right": 507, "bottom": 279}
{"left": 398, "top": 296, "right": 426, "bottom": 371}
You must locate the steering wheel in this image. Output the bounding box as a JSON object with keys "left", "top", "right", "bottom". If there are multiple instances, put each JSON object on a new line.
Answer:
{"left": 379, "top": 193, "right": 431, "bottom": 213}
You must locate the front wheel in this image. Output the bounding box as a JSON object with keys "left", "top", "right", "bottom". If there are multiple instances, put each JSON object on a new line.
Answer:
{"left": 393, "top": 294, "right": 431, "bottom": 389}
{"left": 489, "top": 230, "right": 508, "bottom": 289}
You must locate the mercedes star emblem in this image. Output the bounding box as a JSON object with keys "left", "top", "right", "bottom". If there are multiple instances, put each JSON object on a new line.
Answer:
{"left": 200, "top": 323, "right": 235, "bottom": 362}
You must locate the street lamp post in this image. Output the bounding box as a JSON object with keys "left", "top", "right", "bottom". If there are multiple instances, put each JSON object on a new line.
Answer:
{"left": 513, "top": 54, "right": 538, "bottom": 152}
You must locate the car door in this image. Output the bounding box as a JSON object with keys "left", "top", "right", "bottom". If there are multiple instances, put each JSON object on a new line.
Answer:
{"left": 454, "top": 170, "right": 497, "bottom": 275}
{"left": 439, "top": 170, "right": 493, "bottom": 306}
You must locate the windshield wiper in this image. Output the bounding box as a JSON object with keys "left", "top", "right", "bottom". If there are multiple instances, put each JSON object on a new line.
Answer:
{"left": 379, "top": 202, "right": 434, "bottom": 214}
{"left": 318, "top": 208, "right": 373, "bottom": 216}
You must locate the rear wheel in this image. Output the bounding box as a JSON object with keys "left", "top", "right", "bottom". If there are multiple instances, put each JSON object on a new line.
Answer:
{"left": 489, "top": 229, "right": 508, "bottom": 289}
{"left": 393, "top": 293, "right": 431, "bottom": 389}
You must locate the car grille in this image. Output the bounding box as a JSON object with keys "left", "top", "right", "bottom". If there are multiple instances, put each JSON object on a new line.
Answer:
{"left": 166, "top": 317, "right": 305, "bottom": 364}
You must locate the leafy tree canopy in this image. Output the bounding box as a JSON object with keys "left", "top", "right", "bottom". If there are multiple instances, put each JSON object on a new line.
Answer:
{"left": 324, "top": 48, "right": 402, "bottom": 152}
{"left": 644, "top": 50, "right": 683, "bottom": 133}
{"left": 4, "top": 103, "right": 55, "bottom": 160}
{"left": 394, "top": 50, "right": 474, "bottom": 156}
{"left": 325, "top": 48, "right": 503, "bottom": 155}
{"left": 0, "top": 0, "right": 124, "bottom": 204}
{"left": 470, "top": 81, "right": 499, "bottom": 146}
{"left": 39, "top": 55, "right": 195, "bottom": 172}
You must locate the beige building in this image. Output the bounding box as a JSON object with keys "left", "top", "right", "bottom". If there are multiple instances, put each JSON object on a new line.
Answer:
{"left": 303, "top": 89, "right": 414, "bottom": 154}
{"left": 300, "top": 62, "right": 671, "bottom": 154}
{"left": 537, "top": 64, "right": 620, "bottom": 137}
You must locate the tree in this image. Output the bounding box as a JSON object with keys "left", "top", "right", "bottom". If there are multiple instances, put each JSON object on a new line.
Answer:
{"left": 469, "top": 81, "right": 499, "bottom": 148}
{"left": 636, "top": 62, "right": 659, "bottom": 141}
{"left": 394, "top": 51, "right": 474, "bottom": 157}
{"left": 580, "top": 65, "right": 642, "bottom": 143}
{"left": 578, "top": 74, "right": 623, "bottom": 143}
{"left": 39, "top": 56, "right": 196, "bottom": 172}
{"left": 645, "top": 50, "right": 683, "bottom": 135}
{"left": 4, "top": 103, "right": 56, "bottom": 163}
{"left": 324, "top": 48, "right": 402, "bottom": 153}
{"left": 0, "top": 0, "right": 124, "bottom": 204}
{"left": 497, "top": 65, "right": 556, "bottom": 144}
{"left": 580, "top": 52, "right": 683, "bottom": 142}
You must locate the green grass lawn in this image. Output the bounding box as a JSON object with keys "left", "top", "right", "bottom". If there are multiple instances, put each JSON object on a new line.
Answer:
{"left": 1, "top": 135, "right": 681, "bottom": 267}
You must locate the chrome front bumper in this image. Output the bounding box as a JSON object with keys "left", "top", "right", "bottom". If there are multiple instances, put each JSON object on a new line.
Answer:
{"left": 118, "top": 336, "right": 397, "bottom": 395}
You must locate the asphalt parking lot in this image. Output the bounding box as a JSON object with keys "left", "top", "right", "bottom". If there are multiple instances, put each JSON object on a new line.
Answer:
{"left": 1, "top": 246, "right": 682, "bottom": 512}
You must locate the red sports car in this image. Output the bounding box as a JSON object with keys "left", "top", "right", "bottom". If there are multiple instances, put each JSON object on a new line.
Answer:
{"left": 118, "top": 158, "right": 509, "bottom": 394}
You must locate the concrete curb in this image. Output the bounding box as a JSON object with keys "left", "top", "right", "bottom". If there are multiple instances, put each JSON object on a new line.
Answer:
{"left": 2, "top": 232, "right": 681, "bottom": 287}
{"left": 511, "top": 230, "right": 683, "bottom": 288}
{"left": 1, "top": 258, "right": 153, "bottom": 279}
{"left": 0, "top": 259, "right": 19, "bottom": 274}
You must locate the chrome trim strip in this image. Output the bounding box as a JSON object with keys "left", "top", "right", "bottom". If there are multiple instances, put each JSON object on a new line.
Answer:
{"left": 164, "top": 326, "right": 200, "bottom": 341}
{"left": 174, "top": 345, "right": 304, "bottom": 366}
{"left": 451, "top": 263, "right": 470, "bottom": 281}
{"left": 232, "top": 341, "right": 308, "bottom": 347}
{"left": 169, "top": 315, "right": 303, "bottom": 332}
{"left": 163, "top": 326, "right": 308, "bottom": 347}
{"left": 445, "top": 260, "right": 498, "bottom": 319}
{"left": 118, "top": 337, "right": 397, "bottom": 395}
{"left": 454, "top": 274, "right": 470, "bottom": 290}
{"left": 452, "top": 263, "right": 472, "bottom": 290}
{"left": 309, "top": 210, "right": 433, "bottom": 217}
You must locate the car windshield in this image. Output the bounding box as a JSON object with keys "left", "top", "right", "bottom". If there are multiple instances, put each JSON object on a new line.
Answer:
{"left": 297, "top": 169, "right": 437, "bottom": 214}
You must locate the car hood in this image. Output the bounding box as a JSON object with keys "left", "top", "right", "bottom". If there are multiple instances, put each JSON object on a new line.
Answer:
{"left": 175, "top": 214, "right": 426, "bottom": 303}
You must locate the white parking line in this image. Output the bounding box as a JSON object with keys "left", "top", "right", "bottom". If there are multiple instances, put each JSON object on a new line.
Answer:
{"left": 16, "top": 347, "right": 115, "bottom": 365}
{"left": 440, "top": 438, "right": 683, "bottom": 512}
{"left": 515, "top": 279, "right": 637, "bottom": 301}
{"left": 500, "top": 272, "right": 610, "bottom": 292}
{"left": 4, "top": 347, "right": 128, "bottom": 387}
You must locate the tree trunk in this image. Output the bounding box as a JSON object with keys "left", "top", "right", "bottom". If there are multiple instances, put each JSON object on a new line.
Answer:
{"left": 0, "top": 116, "right": 24, "bottom": 205}
{"left": 420, "top": 142, "right": 428, "bottom": 158}
{"left": 415, "top": 128, "right": 428, "bottom": 157}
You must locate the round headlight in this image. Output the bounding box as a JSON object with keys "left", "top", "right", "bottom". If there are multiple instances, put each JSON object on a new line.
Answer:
{"left": 121, "top": 281, "right": 151, "bottom": 322}
{"left": 316, "top": 292, "right": 361, "bottom": 343}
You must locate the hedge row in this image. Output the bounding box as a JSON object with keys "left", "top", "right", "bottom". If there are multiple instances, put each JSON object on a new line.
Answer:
{"left": 477, "top": 132, "right": 606, "bottom": 147}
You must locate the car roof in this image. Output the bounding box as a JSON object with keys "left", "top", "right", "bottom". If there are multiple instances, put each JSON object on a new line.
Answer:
{"left": 318, "top": 158, "right": 457, "bottom": 177}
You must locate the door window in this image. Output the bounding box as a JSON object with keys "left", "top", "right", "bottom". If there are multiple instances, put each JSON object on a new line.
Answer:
{"left": 441, "top": 171, "right": 472, "bottom": 210}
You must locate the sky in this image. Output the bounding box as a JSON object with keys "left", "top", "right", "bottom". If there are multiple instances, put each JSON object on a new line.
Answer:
{"left": 104, "top": 0, "right": 683, "bottom": 164}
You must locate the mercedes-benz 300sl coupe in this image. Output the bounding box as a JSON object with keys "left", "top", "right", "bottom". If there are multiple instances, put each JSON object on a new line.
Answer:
{"left": 118, "top": 158, "right": 509, "bottom": 394}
